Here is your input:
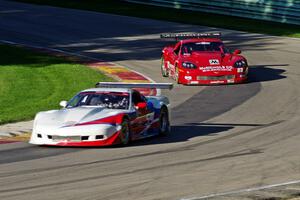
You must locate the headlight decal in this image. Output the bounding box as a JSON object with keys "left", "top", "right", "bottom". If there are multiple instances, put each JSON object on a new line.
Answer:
{"left": 182, "top": 62, "right": 197, "bottom": 69}
{"left": 234, "top": 60, "right": 247, "bottom": 68}
{"left": 237, "top": 68, "right": 244, "bottom": 73}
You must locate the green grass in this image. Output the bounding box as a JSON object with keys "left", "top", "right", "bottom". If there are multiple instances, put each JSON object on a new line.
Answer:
{"left": 15, "top": 0, "right": 300, "bottom": 38}
{"left": 0, "top": 45, "right": 113, "bottom": 125}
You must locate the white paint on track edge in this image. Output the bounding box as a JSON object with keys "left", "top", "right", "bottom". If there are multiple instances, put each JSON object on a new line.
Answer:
{"left": 0, "top": 40, "right": 161, "bottom": 95}
{"left": 180, "top": 179, "right": 300, "bottom": 200}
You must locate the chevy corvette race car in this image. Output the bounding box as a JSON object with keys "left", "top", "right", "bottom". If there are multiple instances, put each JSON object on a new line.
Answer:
{"left": 29, "top": 82, "right": 173, "bottom": 147}
{"left": 160, "top": 33, "right": 248, "bottom": 85}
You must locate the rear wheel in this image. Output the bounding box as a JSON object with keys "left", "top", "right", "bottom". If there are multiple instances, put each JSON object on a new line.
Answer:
{"left": 119, "top": 118, "right": 131, "bottom": 145}
{"left": 161, "top": 57, "right": 169, "bottom": 77}
{"left": 159, "top": 107, "right": 170, "bottom": 136}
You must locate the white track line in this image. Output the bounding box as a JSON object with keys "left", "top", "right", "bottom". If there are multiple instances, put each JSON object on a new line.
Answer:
{"left": 0, "top": 40, "right": 99, "bottom": 61}
{"left": 0, "top": 40, "right": 17, "bottom": 45}
{"left": 180, "top": 179, "right": 300, "bottom": 200}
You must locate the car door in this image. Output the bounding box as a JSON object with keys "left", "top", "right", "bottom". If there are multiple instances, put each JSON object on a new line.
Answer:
{"left": 168, "top": 42, "right": 181, "bottom": 77}
{"left": 130, "top": 91, "right": 154, "bottom": 139}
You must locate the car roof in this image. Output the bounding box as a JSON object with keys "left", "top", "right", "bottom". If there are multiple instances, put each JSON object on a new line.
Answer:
{"left": 181, "top": 38, "right": 222, "bottom": 44}
{"left": 81, "top": 87, "right": 132, "bottom": 93}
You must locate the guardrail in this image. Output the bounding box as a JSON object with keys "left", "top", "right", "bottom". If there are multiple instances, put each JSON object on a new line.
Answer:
{"left": 124, "top": 0, "right": 300, "bottom": 25}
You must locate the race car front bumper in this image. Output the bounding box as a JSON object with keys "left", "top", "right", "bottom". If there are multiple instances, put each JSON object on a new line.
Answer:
{"left": 178, "top": 68, "right": 248, "bottom": 85}
{"left": 29, "top": 124, "right": 122, "bottom": 146}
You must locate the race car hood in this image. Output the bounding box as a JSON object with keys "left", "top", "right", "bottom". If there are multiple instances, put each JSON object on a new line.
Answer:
{"left": 35, "top": 107, "right": 123, "bottom": 128}
{"left": 189, "top": 52, "right": 223, "bottom": 66}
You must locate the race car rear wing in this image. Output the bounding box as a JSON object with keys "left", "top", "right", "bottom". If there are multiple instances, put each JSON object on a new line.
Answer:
{"left": 95, "top": 82, "right": 173, "bottom": 90}
{"left": 160, "top": 32, "right": 221, "bottom": 40}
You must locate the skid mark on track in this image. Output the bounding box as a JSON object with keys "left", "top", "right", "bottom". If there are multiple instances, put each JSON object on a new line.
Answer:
{"left": 172, "top": 81, "right": 261, "bottom": 125}
{"left": 0, "top": 120, "right": 282, "bottom": 178}
{"left": 0, "top": 149, "right": 263, "bottom": 194}
{"left": 180, "top": 179, "right": 300, "bottom": 200}
{"left": 182, "top": 120, "right": 284, "bottom": 149}
{"left": 0, "top": 145, "right": 81, "bottom": 165}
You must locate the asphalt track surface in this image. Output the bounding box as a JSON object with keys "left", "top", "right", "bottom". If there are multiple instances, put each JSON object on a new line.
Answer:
{"left": 0, "top": 1, "right": 300, "bottom": 199}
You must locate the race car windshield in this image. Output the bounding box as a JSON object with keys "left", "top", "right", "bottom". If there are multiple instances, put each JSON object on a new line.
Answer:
{"left": 182, "top": 42, "right": 226, "bottom": 54}
{"left": 67, "top": 92, "right": 130, "bottom": 109}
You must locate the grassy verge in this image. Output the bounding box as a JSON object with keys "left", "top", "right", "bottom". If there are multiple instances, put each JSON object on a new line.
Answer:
{"left": 0, "top": 45, "right": 113, "bottom": 125}
{"left": 15, "top": 0, "right": 300, "bottom": 37}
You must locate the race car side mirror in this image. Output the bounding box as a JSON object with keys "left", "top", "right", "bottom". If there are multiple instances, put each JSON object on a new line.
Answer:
{"left": 147, "top": 102, "right": 154, "bottom": 111}
{"left": 233, "top": 49, "right": 241, "bottom": 55}
{"left": 135, "top": 102, "right": 147, "bottom": 110}
{"left": 59, "top": 100, "right": 68, "bottom": 108}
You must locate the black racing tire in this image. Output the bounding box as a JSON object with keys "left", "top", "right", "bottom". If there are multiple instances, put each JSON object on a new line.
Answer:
{"left": 159, "top": 107, "right": 170, "bottom": 136}
{"left": 119, "top": 118, "right": 131, "bottom": 145}
{"left": 161, "top": 57, "right": 169, "bottom": 77}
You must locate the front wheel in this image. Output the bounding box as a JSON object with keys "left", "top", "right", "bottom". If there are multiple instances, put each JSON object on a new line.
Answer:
{"left": 159, "top": 107, "right": 170, "bottom": 136}
{"left": 161, "top": 57, "right": 169, "bottom": 77}
{"left": 119, "top": 118, "right": 131, "bottom": 145}
{"left": 175, "top": 66, "right": 181, "bottom": 84}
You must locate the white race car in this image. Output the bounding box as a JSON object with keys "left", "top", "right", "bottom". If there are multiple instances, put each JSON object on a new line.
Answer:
{"left": 29, "top": 82, "right": 173, "bottom": 146}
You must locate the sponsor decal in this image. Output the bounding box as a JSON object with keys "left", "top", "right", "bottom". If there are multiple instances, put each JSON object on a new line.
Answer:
{"left": 237, "top": 68, "right": 244, "bottom": 73}
{"left": 210, "top": 80, "right": 225, "bottom": 84}
{"left": 184, "top": 76, "right": 192, "bottom": 80}
{"left": 199, "top": 66, "right": 233, "bottom": 72}
{"left": 209, "top": 59, "right": 220, "bottom": 65}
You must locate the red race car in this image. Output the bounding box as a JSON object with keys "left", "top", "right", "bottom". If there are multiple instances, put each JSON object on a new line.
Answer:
{"left": 160, "top": 33, "right": 248, "bottom": 85}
